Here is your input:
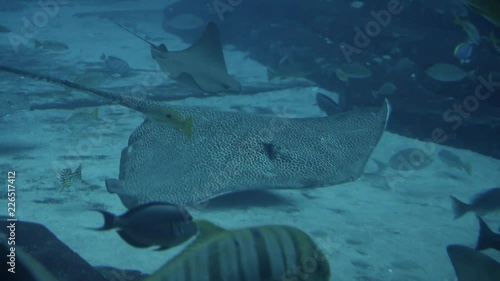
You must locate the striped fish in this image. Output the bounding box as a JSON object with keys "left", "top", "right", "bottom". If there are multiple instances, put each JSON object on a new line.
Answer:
{"left": 58, "top": 164, "right": 82, "bottom": 191}
{"left": 144, "top": 220, "right": 330, "bottom": 281}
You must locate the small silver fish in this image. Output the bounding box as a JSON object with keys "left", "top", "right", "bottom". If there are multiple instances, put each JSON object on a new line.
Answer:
{"left": 65, "top": 108, "right": 99, "bottom": 123}
{"left": 34, "top": 40, "right": 69, "bottom": 51}
{"left": 100, "top": 53, "right": 130, "bottom": 75}
{"left": 388, "top": 148, "right": 433, "bottom": 171}
{"left": 372, "top": 82, "right": 397, "bottom": 98}
{"left": 425, "top": 63, "right": 475, "bottom": 82}
{"left": 438, "top": 149, "right": 472, "bottom": 175}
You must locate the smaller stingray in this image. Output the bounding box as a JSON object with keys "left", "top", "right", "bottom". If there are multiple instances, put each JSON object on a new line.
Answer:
{"left": 115, "top": 22, "right": 241, "bottom": 94}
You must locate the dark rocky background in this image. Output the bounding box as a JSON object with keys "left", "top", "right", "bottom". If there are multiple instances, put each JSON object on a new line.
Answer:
{"left": 162, "top": 0, "right": 500, "bottom": 159}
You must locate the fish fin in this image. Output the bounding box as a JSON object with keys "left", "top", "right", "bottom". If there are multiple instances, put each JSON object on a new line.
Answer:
{"left": 175, "top": 72, "right": 205, "bottom": 93}
{"left": 92, "top": 210, "right": 116, "bottom": 230}
{"left": 105, "top": 179, "right": 123, "bottom": 194}
{"left": 175, "top": 220, "right": 224, "bottom": 252}
{"left": 34, "top": 40, "right": 42, "bottom": 48}
{"left": 155, "top": 245, "right": 170, "bottom": 251}
{"left": 74, "top": 164, "right": 82, "bottom": 181}
{"left": 476, "top": 217, "right": 496, "bottom": 251}
{"left": 90, "top": 108, "right": 99, "bottom": 121}
{"left": 105, "top": 179, "right": 139, "bottom": 209}
{"left": 194, "top": 220, "right": 225, "bottom": 236}
{"left": 185, "top": 22, "right": 228, "bottom": 74}
{"left": 450, "top": 195, "right": 470, "bottom": 219}
{"left": 372, "top": 159, "right": 388, "bottom": 173}
{"left": 100, "top": 53, "right": 107, "bottom": 61}
{"left": 158, "top": 43, "right": 168, "bottom": 52}
{"left": 315, "top": 92, "right": 343, "bottom": 116}
{"left": 183, "top": 117, "right": 193, "bottom": 138}
{"left": 447, "top": 244, "right": 500, "bottom": 280}
{"left": 117, "top": 230, "right": 150, "bottom": 248}
{"left": 121, "top": 202, "right": 189, "bottom": 221}
{"left": 151, "top": 22, "right": 239, "bottom": 93}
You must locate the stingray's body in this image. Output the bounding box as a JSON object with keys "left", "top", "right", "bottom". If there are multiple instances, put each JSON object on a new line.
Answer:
{"left": 107, "top": 102, "right": 389, "bottom": 207}
{"left": 0, "top": 65, "right": 389, "bottom": 208}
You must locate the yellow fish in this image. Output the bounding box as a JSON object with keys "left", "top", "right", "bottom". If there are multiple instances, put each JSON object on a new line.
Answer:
{"left": 335, "top": 68, "right": 349, "bottom": 84}
{"left": 146, "top": 105, "right": 193, "bottom": 138}
{"left": 454, "top": 16, "right": 481, "bottom": 44}
{"left": 144, "top": 220, "right": 331, "bottom": 281}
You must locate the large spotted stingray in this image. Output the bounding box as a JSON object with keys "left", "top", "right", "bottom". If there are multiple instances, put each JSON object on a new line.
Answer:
{"left": 0, "top": 66, "right": 389, "bottom": 208}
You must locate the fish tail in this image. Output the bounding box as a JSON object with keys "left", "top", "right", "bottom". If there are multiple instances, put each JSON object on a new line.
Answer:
{"left": 476, "top": 217, "right": 496, "bottom": 251}
{"left": 34, "top": 40, "right": 42, "bottom": 48}
{"left": 74, "top": 164, "right": 83, "bottom": 181}
{"left": 372, "top": 159, "right": 388, "bottom": 173}
{"left": 450, "top": 196, "right": 470, "bottom": 219}
{"left": 93, "top": 210, "right": 116, "bottom": 231}
{"left": 183, "top": 118, "right": 193, "bottom": 138}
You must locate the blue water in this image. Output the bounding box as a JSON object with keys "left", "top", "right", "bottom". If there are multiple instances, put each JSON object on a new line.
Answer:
{"left": 1, "top": 0, "right": 500, "bottom": 280}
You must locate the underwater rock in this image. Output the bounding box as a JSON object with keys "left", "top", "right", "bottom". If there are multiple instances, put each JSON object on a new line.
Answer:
{"left": 0, "top": 218, "right": 107, "bottom": 281}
